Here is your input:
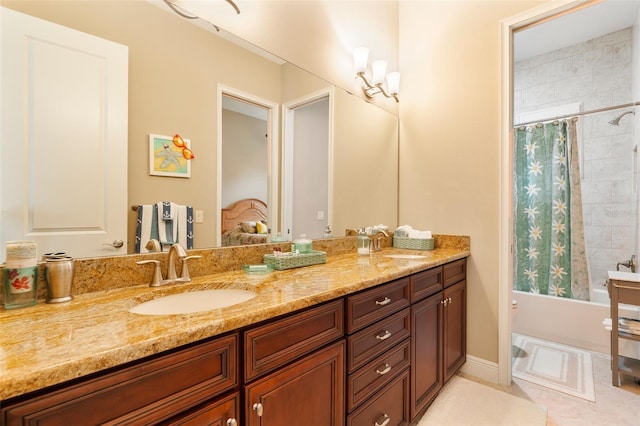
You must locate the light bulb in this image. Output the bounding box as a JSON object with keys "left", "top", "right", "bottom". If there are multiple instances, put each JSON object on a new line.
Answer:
{"left": 386, "top": 72, "right": 400, "bottom": 95}
{"left": 353, "top": 47, "right": 369, "bottom": 74}
{"left": 371, "top": 60, "right": 387, "bottom": 85}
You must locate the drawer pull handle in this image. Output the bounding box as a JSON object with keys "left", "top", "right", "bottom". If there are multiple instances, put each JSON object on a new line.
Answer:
{"left": 375, "top": 414, "right": 391, "bottom": 426}
{"left": 253, "top": 402, "right": 263, "bottom": 417}
{"left": 375, "top": 297, "right": 392, "bottom": 306}
{"left": 376, "top": 363, "right": 392, "bottom": 375}
{"left": 376, "top": 330, "right": 392, "bottom": 341}
{"left": 227, "top": 419, "right": 238, "bottom": 426}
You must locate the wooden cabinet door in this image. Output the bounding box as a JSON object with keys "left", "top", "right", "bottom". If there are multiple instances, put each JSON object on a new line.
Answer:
{"left": 443, "top": 280, "right": 466, "bottom": 382}
{"left": 245, "top": 341, "right": 345, "bottom": 426}
{"left": 410, "top": 292, "right": 443, "bottom": 421}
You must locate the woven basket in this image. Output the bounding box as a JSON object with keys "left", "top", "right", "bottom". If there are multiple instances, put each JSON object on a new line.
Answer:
{"left": 393, "top": 237, "right": 434, "bottom": 250}
{"left": 263, "top": 250, "right": 327, "bottom": 270}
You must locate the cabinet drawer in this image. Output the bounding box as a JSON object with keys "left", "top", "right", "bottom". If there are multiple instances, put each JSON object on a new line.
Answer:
{"left": 443, "top": 258, "right": 466, "bottom": 287}
{"left": 2, "top": 334, "right": 238, "bottom": 426}
{"left": 347, "top": 278, "right": 410, "bottom": 333}
{"left": 244, "top": 299, "right": 344, "bottom": 381}
{"left": 347, "top": 369, "right": 410, "bottom": 426}
{"left": 410, "top": 267, "right": 442, "bottom": 302}
{"left": 161, "top": 391, "right": 239, "bottom": 426}
{"left": 347, "top": 338, "right": 410, "bottom": 412}
{"left": 347, "top": 308, "right": 411, "bottom": 372}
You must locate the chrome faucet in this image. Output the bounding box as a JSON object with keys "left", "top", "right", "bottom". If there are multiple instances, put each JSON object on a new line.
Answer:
{"left": 137, "top": 243, "right": 201, "bottom": 287}
{"left": 616, "top": 254, "right": 637, "bottom": 273}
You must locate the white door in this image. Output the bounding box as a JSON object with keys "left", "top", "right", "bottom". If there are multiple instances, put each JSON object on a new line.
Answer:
{"left": 0, "top": 7, "right": 128, "bottom": 261}
{"left": 283, "top": 90, "right": 331, "bottom": 240}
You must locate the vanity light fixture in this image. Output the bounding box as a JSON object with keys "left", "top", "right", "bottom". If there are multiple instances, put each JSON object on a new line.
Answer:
{"left": 353, "top": 47, "right": 399, "bottom": 103}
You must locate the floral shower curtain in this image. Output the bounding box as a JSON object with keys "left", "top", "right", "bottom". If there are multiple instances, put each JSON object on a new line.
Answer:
{"left": 514, "top": 119, "right": 590, "bottom": 300}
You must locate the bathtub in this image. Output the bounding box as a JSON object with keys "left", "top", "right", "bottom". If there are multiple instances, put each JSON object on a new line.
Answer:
{"left": 513, "top": 289, "right": 640, "bottom": 356}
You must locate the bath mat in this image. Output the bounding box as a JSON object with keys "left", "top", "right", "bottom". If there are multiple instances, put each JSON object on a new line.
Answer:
{"left": 512, "top": 334, "right": 595, "bottom": 402}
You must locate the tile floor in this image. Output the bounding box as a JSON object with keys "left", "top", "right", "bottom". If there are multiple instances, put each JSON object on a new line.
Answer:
{"left": 460, "top": 343, "right": 640, "bottom": 426}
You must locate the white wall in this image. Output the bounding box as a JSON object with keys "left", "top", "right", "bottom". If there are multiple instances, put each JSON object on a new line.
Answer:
{"left": 633, "top": 9, "right": 640, "bottom": 264}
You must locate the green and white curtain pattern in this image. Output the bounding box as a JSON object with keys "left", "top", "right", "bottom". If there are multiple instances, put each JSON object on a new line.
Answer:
{"left": 514, "top": 119, "right": 590, "bottom": 300}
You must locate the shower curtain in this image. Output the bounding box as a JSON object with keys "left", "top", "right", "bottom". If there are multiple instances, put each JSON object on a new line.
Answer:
{"left": 514, "top": 119, "right": 590, "bottom": 300}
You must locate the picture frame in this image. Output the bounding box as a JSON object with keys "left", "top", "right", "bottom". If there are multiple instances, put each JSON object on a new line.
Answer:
{"left": 149, "top": 133, "right": 191, "bottom": 178}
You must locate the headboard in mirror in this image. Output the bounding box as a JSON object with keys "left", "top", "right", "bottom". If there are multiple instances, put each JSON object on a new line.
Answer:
{"left": 221, "top": 198, "right": 268, "bottom": 236}
{"left": 220, "top": 198, "right": 268, "bottom": 247}
{"left": 0, "top": 0, "right": 398, "bottom": 259}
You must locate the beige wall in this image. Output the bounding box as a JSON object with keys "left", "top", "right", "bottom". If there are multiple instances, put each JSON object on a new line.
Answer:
{"left": 332, "top": 89, "right": 399, "bottom": 235}
{"left": 398, "top": 0, "right": 545, "bottom": 364}
{"left": 185, "top": 0, "right": 399, "bottom": 115}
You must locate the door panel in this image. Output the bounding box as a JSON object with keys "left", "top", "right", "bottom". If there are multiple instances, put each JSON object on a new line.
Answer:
{"left": 1, "top": 7, "right": 128, "bottom": 259}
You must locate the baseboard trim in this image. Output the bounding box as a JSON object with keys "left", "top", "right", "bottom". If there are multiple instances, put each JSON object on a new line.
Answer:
{"left": 460, "top": 355, "right": 499, "bottom": 384}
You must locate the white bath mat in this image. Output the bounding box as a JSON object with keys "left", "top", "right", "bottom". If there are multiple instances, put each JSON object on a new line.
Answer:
{"left": 512, "top": 334, "right": 595, "bottom": 402}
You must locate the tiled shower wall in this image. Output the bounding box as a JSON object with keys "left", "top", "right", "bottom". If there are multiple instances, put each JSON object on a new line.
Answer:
{"left": 514, "top": 28, "right": 636, "bottom": 297}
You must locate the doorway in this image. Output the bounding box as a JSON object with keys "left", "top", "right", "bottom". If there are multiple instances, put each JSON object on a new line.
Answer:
{"left": 216, "top": 85, "right": 279, "bottom": 246}
{"left": 282, "top": 89, "right": 332, "bottom": 240}
{"left": 500, "top": 0, "right": 640, "bottom": 385}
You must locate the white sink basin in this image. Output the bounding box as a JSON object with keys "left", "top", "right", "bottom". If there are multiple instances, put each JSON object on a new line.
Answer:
{"left": 384, "top": 254, "right": 428, "bottom": 260}
{"left": 129, "top": 289, "right": 257, "bottom": 315}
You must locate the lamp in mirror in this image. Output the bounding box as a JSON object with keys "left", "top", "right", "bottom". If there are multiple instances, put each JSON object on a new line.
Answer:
{"left": 162, "top": 0, "right": 240, "bottom": 32}
{"left": 353, "top": 47, "right": 399, "bottom": 102}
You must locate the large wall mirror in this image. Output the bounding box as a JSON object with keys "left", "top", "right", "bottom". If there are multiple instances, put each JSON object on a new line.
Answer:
{"left": 0, "top": 0, "right": 398, "bottom": 259}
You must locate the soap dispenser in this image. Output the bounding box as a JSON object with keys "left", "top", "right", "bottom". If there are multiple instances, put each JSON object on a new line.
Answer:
{"left": 357, "top": 228, "right": 370, "bottom": 256}
{"left": 293, "top": 234, "right": 313, "bottom": 254}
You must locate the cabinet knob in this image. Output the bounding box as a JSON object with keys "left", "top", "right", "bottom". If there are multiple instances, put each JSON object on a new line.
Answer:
{"left": 376, "top": 363, "right": 392, "bottom": 375}
{"left": 226, "top": 419, "right": 238, "bottom": 426}
{"left": 376, "top": 330, "right": 392, "bottom": 341}
{"left": 375, "top": 414, "right": 391, "bottom": 426}
{"left": 375, "top": 297, "right": 392, "bottom": 306}
{"left": 253, "top": 402, "right": 264, "bottom": 417}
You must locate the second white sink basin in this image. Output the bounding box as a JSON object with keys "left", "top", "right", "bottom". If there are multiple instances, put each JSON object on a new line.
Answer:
{"left": 385, "top": 254, "right": 428, "bottom": 260}
{"left": 130, "top": 289, "right": 257, "bottom": 315}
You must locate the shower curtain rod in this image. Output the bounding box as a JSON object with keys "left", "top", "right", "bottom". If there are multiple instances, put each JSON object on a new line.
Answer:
{"left": 514, "top": 101, "right": 640, "bottom": 127}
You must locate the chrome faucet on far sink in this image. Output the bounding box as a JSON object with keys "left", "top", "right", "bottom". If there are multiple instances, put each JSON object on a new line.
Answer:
{"left": 137, "top": 243, "right": 201, "bottom": 287}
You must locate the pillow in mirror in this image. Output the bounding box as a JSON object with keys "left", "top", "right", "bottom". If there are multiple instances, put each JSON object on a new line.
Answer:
{"left": 256, "top": 221, "right": 268, "bottom": 234}
{"left": 240, "top": 221, "right": 257, "bottom": 233}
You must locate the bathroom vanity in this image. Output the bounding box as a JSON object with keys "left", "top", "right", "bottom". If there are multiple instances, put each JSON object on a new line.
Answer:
{"left": 0, "top": 242, "right": 468, "bottom": 425}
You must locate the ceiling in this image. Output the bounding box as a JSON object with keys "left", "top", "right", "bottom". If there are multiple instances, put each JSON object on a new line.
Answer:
{"left": 515, "top": 0, "right": 640, "bottom": 61}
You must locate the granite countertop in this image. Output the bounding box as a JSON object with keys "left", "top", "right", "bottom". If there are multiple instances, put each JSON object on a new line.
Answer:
{"left": 0, "top": 247, "right": 469, "bottom": 401}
